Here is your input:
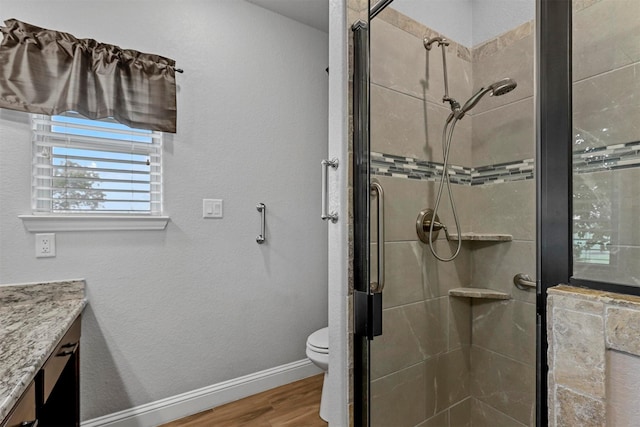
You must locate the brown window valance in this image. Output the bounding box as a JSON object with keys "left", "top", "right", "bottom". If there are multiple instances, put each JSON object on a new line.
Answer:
{"left": 0, "top": 19, "right": 177, "bottom": 133}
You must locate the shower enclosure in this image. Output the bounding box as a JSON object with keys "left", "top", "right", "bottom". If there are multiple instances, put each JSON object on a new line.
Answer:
{"left": 351, "top": 0, "right": 537, "bottom": 425}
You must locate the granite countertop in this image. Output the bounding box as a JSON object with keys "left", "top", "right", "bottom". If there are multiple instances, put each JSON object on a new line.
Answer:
{"left": 0, "top": 280, "right": 86, "bottom": 420}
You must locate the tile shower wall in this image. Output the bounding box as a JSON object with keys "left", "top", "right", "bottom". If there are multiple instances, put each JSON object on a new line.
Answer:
{"left": 368, "top": 7, "right": 537, "bottom": 426}
{"left": 369, "top": 9, "right": 473, "bottom": 427}
{"left": 572, "top": 0, "right": 640, "bottom": 287}
{"left": 470, "top": 19, "right": 536, "bottom": 427}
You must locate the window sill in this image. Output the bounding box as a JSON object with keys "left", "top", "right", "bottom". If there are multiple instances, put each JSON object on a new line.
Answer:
{"left": 19, "top": 215, "right": 170, "bottom": 232}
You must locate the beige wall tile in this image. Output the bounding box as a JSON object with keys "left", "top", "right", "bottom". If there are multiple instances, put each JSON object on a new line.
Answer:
{"left": 371, "top": 299, "right": 448, "bottom": 379}
{"left": 471, "top": 397, "right": 528, "bottom": 427}
{"left": 470, "top": 180, "right": 536, "bottom": 240}
{"left": 471, "top": 240, "right": 536, "bottom": 304}
{"left": 372, "top": 176, "right": 472, "bottom": 242}
{"left": 435, "top": 347, "right": 471, "bottom": 413}
{"left": 449, "top": 296, "right": 471, "bottom": 351}
{"left": 424, "top": 240, "right": 473, "bottom": 298}
{"left": 615, "top": 168, "right": 640, "bottom": 247}
{"left": 371, "top": 84, "right": 472, "bottom": 166}
{"left": 471, "top": 97, "right": 534, "bottom": 166}
{"left": 371, "top": 362, "right": 427, "bottom": 427}
{"left": 472, "top": 299, "right": 536, "bottom": 365}
{"left": 371, "top": 303, "right": 427, "bottom": 379}
{"left": 573, "top": 0, "right": 640, "bottom": 82}
{"left": 471, "top": 346, "right": 535, "bottom": 425}
{"left": 449, "top": 397, "right": 472, "bottom": 427}
{"left": 471, "top": 35, "right": 534, "bottom": 115}
{"left": 416, "top": 410, "right": 449, "bottom": 427}
{"left": 573, "top": 63, "right": 640, "bottom": 150}
{"left": 423, "top": 355, "right": 439, "bottom": 419}
{"left": 371, "top": 18, "right": 473, "bottom": 106}
{"left": 376, "top": 241, "right": 424, "bottom": 309}
{"left": 574, "top": 168, "right": 640, "bottom": 249}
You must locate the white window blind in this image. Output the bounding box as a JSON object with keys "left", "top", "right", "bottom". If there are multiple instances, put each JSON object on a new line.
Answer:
{"left": 31, "top": 113, "right": 163, "bottom": 215}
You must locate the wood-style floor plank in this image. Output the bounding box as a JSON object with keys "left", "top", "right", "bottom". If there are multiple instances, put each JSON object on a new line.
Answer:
{"left": 161, "top": 374, "right": 327, "bottom": 427}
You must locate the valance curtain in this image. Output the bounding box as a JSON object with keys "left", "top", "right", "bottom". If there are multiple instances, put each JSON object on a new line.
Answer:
{"left": 0, "top": 19, "right": 177, "bottom": 133}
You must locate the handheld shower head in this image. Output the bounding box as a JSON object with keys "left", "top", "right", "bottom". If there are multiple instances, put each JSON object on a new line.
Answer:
{"left": 491, "top": 78, "right": 518, "bottom": 96}
{"left": 457, "top": 78, "right": 517, "bottom": 119}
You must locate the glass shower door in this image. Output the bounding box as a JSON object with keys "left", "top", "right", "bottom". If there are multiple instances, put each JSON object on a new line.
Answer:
{"left": 354, "top": 1, "right": 538, "bottom": 426}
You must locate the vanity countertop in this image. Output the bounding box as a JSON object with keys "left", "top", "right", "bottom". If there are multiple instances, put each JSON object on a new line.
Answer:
{"left": 0, "top": 279, "right": 86, "bottom": 420}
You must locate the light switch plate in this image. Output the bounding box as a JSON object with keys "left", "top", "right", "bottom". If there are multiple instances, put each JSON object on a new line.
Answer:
{"left": 203, "top": 199, "right": 223, "bottom": 218}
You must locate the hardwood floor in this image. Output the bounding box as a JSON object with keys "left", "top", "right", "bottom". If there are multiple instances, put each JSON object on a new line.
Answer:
{"left": 161, "top": 374, "right": 328, "bottom": 427}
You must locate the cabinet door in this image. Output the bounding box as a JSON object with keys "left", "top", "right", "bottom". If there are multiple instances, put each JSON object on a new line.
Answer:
{"left": 2, "top": 381, "right": 36, "bottom": 427}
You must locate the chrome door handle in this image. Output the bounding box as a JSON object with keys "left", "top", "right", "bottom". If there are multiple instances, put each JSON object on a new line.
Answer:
{"left": 256, "top": 203, "right": 266, "bottom": 244}
{"left": 370, "top": 179, "right": 385, "bottom": 293}
{"left": 321, "top": 158, "right": 339, "bottom": 223}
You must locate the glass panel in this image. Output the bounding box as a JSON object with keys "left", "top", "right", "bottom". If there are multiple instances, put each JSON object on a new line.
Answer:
{"left": 367, "top": 1, "right": 536, "bottom": 425}
{"left": 572, "top": 0, "right": 640, "bottom": 286}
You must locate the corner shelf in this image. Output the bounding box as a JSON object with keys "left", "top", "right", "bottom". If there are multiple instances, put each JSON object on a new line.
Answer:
{"left": 449, "top": 287, "right": 511, "bottom": 300}
{"left": 447, "top": 232, "right": 513, "bottom": 242}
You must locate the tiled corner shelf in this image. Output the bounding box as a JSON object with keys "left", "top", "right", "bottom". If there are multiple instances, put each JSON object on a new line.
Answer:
{"left": 447, "top": 232, "right": 513, "bottom": 242}
{"left": 449, "top": 287, "right": 511, "bottom": 300}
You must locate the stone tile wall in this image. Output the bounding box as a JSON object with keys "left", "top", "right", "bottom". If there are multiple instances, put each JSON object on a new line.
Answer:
{"left": 547, "top": 285, "right": 640, "bottom": 426}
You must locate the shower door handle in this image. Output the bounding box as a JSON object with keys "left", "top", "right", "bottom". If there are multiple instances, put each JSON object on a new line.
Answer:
{"left": 370, "top": 180, "right": 385, "bottom": 293}
{"left": 321, "top": 158, "right": 339, "bottom": 223}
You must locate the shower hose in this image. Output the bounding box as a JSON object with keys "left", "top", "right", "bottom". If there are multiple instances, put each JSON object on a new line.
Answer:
{"left": 428, "top": 117, "right": 463, "bottom": 262}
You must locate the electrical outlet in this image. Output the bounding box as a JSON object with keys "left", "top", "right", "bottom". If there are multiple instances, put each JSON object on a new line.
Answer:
{"left": 36, "top": 233, "right": 56, "bottom": 258}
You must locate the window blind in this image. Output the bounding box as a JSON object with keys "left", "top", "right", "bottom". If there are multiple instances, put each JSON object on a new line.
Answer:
{"left": 31, "top": 113, "right": 163, "bottom": 215}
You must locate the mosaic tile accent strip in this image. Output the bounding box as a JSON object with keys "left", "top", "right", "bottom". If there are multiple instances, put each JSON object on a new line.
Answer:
{"left": 573, "top": 140, "right": 640, "bottom": 174}
{"left": 372, "top": 141, "right": 640, "bottom": 185}
{"left": 371, "top": 152, "right": 534, "bottom": 186}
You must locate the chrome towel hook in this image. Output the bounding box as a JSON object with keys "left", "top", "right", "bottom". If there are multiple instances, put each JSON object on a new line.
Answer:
{"left": 256, "top": 203, "right": 266, "bottom": 244}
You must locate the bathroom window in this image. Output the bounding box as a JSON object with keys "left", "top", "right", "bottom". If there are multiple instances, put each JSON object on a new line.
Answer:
{"left": 25, "top": 113, "right": 167, "bottom": 230}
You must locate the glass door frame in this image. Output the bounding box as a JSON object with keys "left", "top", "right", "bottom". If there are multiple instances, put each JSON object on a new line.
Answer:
{"left": 537, "top": 0, "right": 640, "bottom": 425}
{"left": 352, "top": 16, "right": 372, "bottom": 427}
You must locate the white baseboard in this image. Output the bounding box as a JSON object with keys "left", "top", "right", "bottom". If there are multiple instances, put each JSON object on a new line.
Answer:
{"left": 82, "top": 359, "right": 321, "bottom": 427}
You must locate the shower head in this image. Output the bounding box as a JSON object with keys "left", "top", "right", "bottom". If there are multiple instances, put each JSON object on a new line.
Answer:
{"left": 457, "top": 78, "right": 517, "bottom": 119}
{"left": 491, "top": 78, "right": 518, "bottom": 96}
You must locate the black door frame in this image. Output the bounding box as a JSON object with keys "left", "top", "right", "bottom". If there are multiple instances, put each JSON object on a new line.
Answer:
{"left": 352, "top": 18, "right": 371, "bottom": 427}
{"left": 535, "top": 0, "right": 573, "bottom": 425}
{"left": 537, "top": 0, "right": 640, "bottom": 425}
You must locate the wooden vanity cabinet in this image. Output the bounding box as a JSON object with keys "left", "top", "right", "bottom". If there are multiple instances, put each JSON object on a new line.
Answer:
{"left": 1, "top": 314, "right": 82, "bottom": 427}
{"left": 37, "top": 314, "right": 82, "bottom": 427}
{"left": 1, "top": 382, "right": 36, "bottom": 427}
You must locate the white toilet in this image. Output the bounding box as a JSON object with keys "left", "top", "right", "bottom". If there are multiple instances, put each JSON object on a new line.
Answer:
{"left": 306, "top": 327, "right": 329, "bottom": 421}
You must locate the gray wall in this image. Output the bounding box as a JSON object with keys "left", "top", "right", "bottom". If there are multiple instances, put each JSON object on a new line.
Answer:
{"left": 0, "top": 0, "right": 328, "bottom": 420}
